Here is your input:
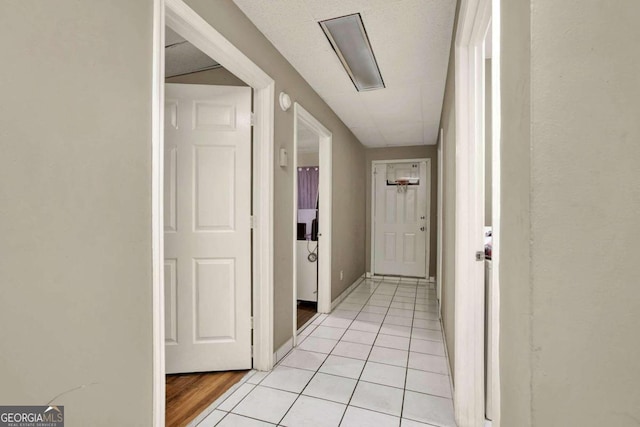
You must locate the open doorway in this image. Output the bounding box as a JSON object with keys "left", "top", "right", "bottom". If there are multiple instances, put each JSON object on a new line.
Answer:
{"left": 151, "top": 2, "right": 276, "bottom": 426}
{"left": 452, "top": 0, "right": 501, "bottom": 424}
{"left": 292, "top": 103, "right": 332, "bottom": 345}
{"left": 163, "top": 24, "right": 253, "bottom": 426}
{"left": 294, "top": 119, "right": 320, "bottom": 330}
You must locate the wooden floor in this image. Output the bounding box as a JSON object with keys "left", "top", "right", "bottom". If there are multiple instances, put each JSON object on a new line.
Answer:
{"left": 297, "top": 301, "right": 317, "bottom": 330}
{"left": 166, "top": 370, "right": 248, "bottom": 427}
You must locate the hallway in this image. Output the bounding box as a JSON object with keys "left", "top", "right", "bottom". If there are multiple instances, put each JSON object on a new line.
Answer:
{"left": 196, "top": 277, "right": 454, "bottom": 426}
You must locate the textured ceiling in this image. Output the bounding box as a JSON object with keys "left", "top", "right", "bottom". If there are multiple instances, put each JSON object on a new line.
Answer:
{"left": 233, "top": 0, "right": 456, "bottom": 147}
{"left": 165, "top": 27, "right": 220, "bottom": 78}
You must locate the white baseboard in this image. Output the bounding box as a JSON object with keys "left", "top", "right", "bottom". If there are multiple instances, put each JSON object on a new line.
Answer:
{"left": 440, "top": 317, "right": 455, "bottom": 401}
{"left": 331, "top": 274, "right": 365, "bottom": 310}
{"left": 273, "top": 337, "right": 293, "bottom": 364}
{"left": 365, "top": 271, "right": 373, "bottom": 278}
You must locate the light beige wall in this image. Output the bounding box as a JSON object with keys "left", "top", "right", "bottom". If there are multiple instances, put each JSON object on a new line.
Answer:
{"left": 183, "top": 0, "right": 367, "bottom": 349}
{"left": 499, "top": 0, "right": 532, "bottom": 423}
{"left": 364, "top": 146, "right": 438, "bottom": 278}
{"left": 438, "top": 0, "right": 460, "bottom": 377}
{"left": 0, "top": 1, "right": 153, "bottom": 425}
{"left": 166, "top": 66, "right": 248, "bottom": 86}
{"left": 530, "top": 1, "right": 640, "bottom": 425}
{"left": 501, "top": 1, "right": 640, "bottom": 425}
{"left": 297, "top": 151, "right": 319, "bottom": 167}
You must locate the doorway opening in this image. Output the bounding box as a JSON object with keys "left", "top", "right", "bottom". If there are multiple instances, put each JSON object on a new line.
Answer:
{"left": 162, "top": 24, "right": 254, "bottom": 426}
{"left": 371, "top": 159, "right": 431, "bottom": 279}
{"left": 292, "top": 103, "right": 332, "bottom": 345}
{"left": 294, "top": 113, "right": 319, "bottom": 328}
{"left": 152, "top": 1, "right": 275, "bottom": 426}
{"left": 452, "top": 0, "right": 501, "bottom": 424}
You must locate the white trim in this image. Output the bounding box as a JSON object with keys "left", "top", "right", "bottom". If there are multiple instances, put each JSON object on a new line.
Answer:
{"left": 151, "top": 1, "right": 165, "bottom": 425}
{"left": 152, "top": 1, "right": 275, "bottom": 424}
{"left": 453, "top": 0, "right": 492, "bottom": 425}
{"left": 291, "top": 103, "right": 333, "bottom": 346}
{"left": 274, "top": 337, "right": 294, "bottom": 364}
{"left": 425, "top": 160, "right": 432, "bottom": 280}
{"left": 437, "top": 128, "right": 444, "bottom": 311}
{"left": 370, "top": 158, "right": 431, "bottom": 279}
{"left": 489, "top": 0, "right": 501, "bottom": 423}
{"left": 330, "top": 274, "right": 365, "bottom": 310}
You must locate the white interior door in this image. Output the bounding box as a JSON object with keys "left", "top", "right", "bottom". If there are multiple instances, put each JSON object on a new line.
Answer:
{"left": 164, "top": 83, "right": 252, "bottom": 373}
{"left": 373, "top": 161, "right": 428, "bottom": 277}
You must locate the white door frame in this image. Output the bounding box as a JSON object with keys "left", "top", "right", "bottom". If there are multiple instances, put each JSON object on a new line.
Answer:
{"left": 437, "top": 129, "right": 444, "bottom": 309}
{"left": 370, "top": 158, "right": 431, "bottom": 279}
{"left": 152, "top": 0, "right": 275, "bottom": 424}
{"left": 488, "top": 0, "right": 502, "bottom": 424}
{"left": 292, "top": 103, "right": 332, "bottom": 344}
{"left": 453, "top": 0, "right": 498, "bottom": 425}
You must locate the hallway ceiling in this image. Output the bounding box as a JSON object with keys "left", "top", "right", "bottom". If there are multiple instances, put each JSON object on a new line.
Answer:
{"left": 233, "top": 0, "right": 456, "bottom": 147}
{"left": 165, "top": 27, "right": 220, "bottom": 78}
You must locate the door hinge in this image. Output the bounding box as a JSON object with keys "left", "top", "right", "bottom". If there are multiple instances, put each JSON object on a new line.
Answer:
{"left": 475, "top": 251, "right": 485, "bottom": 261}
{"left": 250, "top": 112, "right": 255, "bottom": 126}
{"left": 250, "top": 215, "right": 256, "bottom": 229}
{"left": 250, "top": 316, "right": 254, "bottom": 329}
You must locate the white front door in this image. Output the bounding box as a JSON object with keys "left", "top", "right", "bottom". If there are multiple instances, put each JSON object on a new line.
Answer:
{"left": 373, "top": 161, "right": 429, "bottom": 278}
{"left": 164, "top": 83, "right": 252, "bottom": 373}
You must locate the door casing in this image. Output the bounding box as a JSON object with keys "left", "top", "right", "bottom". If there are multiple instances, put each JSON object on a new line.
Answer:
{"left": 292, "top": 103, "right": 333, "bottom": 347}
{"left": 152, "top": 0, "right": 275, "bottom": 425}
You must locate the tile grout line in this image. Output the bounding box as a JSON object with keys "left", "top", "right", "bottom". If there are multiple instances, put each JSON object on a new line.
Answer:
{"left": 219, "top": 281, "right": 376, "bottom": 425}
{"left": 338, "top": 278, "right": 403, "bottom": 425}
{"left": 210, "top": 280, "right": 449, "bottom": 426}
{"left": 400, "top": 278, "right": 419, "bottom": 423}
{"left": 278, "top": 278, "right": 384, "bottom": 426}
{"left": 216, "top": 280, "right": 448, "bottom": 426}
{"left": 335, "top": 277, "right": 387, "bottom": 425}
{"left": 211, "top": 382, "right": 451, "bottom": 426}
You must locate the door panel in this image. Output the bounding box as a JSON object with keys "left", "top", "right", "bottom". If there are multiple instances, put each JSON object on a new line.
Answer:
{"left": 373, "top": 162, "right": 428, "bottom": 277}
{"left": 194, "top": 145, "right": 235, "bottom": 230}
{"left": 164, "top": 83, "right": 252, "bottom": 373}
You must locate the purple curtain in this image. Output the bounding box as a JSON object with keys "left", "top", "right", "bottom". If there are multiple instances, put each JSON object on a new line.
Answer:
{"left": 298, "top": 167, "right": 319, "bottom": 209}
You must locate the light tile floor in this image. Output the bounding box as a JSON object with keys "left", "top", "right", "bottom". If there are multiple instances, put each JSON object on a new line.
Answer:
{"left": 198, "top": 277, "right": 456, "bottom": 427}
